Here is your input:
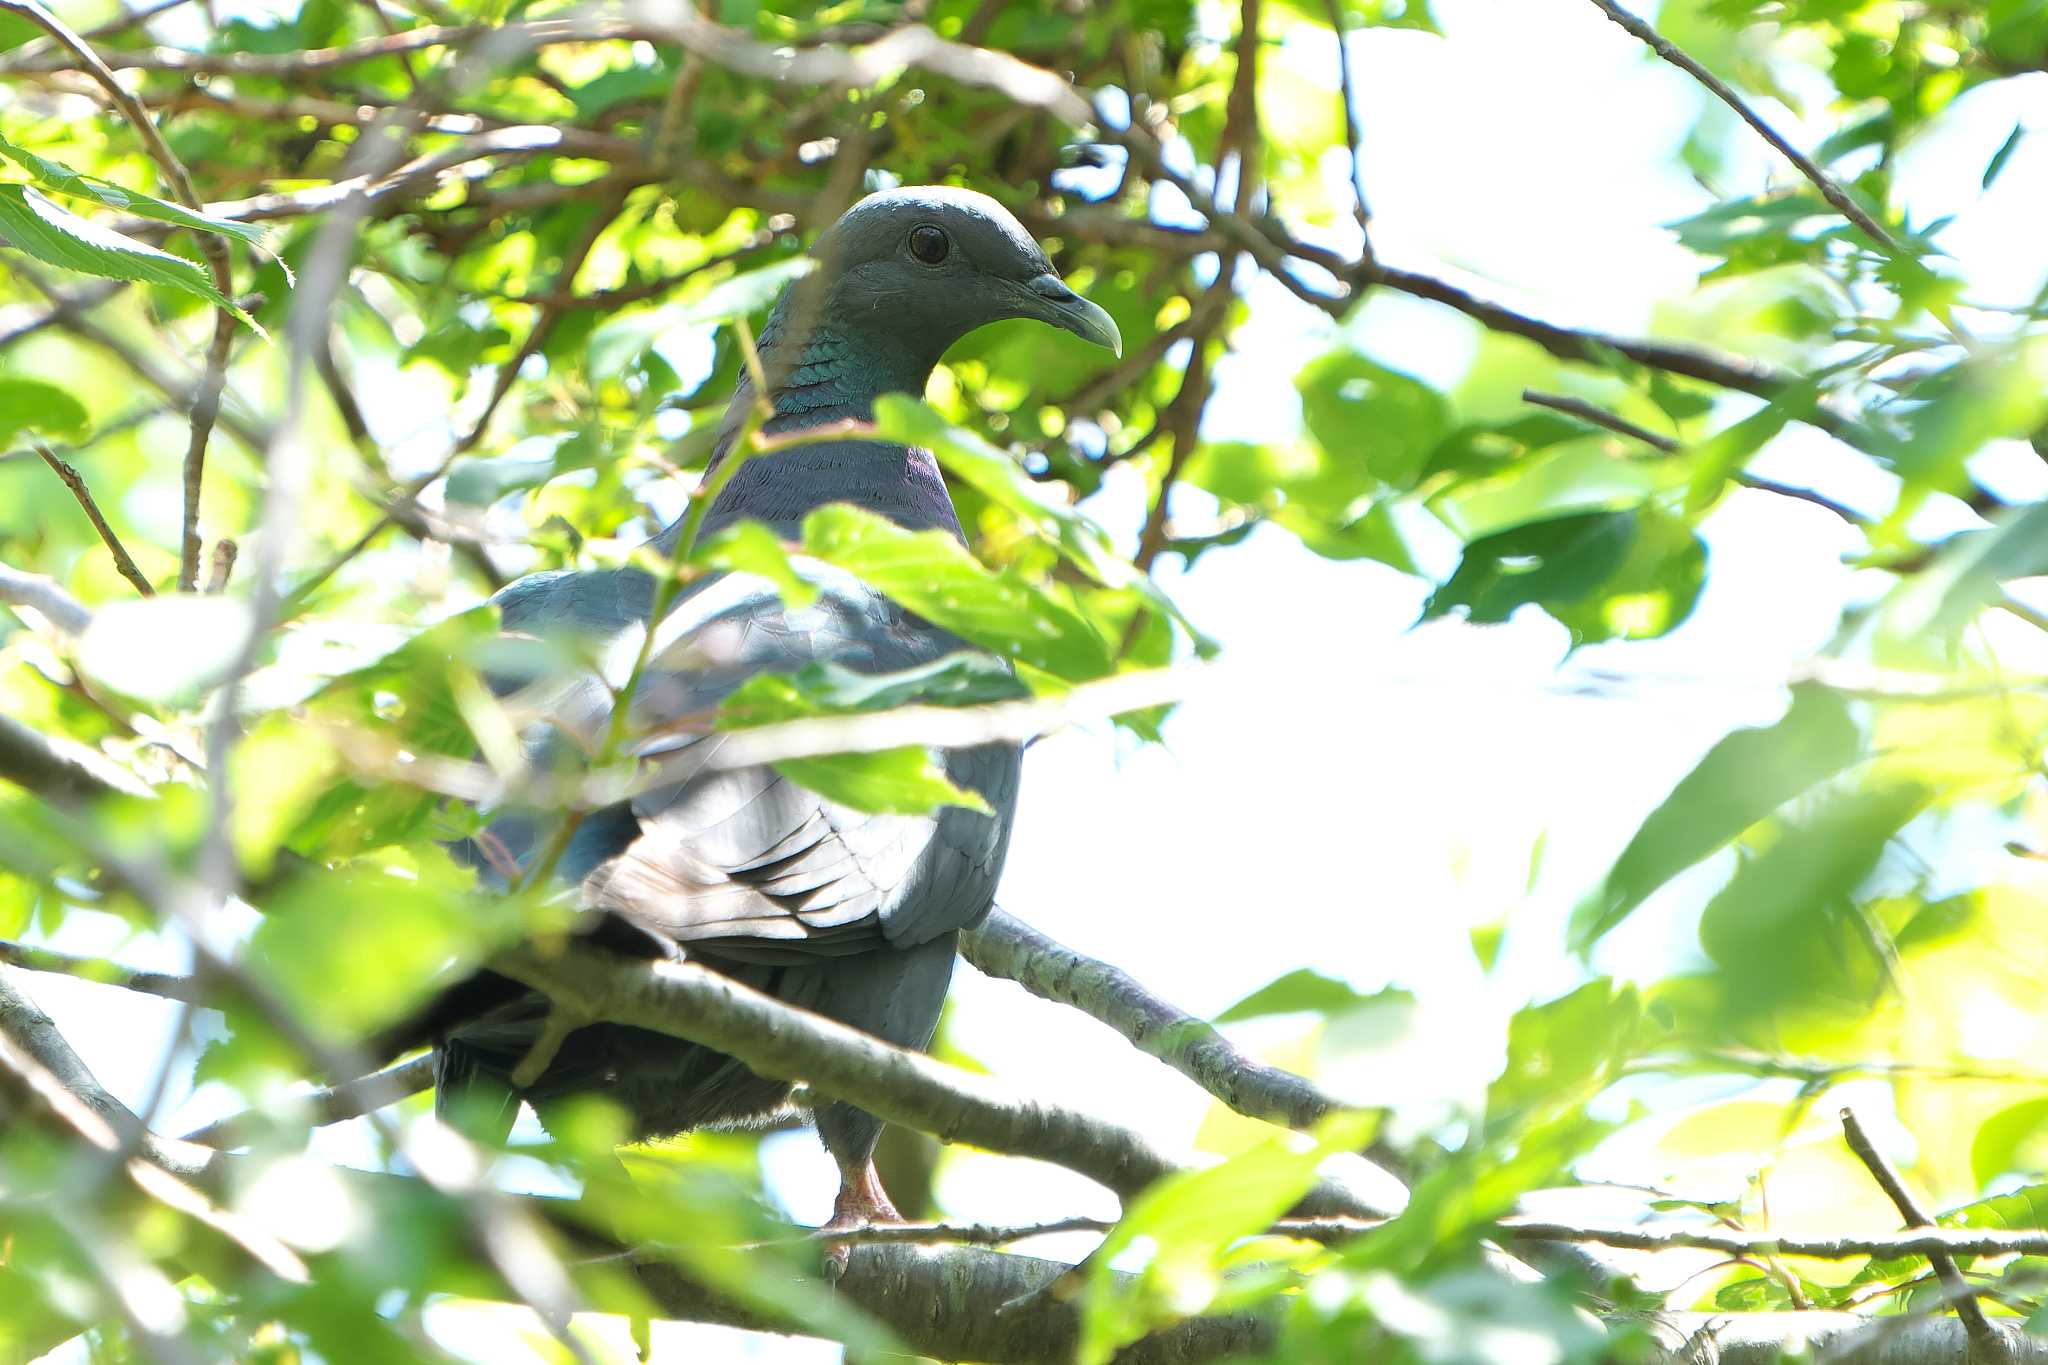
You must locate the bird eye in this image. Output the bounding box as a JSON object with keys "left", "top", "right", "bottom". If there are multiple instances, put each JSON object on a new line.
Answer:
{"left": 908, "top": 225, "right": 950, "bottom": 265}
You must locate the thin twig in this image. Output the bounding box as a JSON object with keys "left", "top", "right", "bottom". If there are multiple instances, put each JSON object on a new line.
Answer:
{"left": 181, "top": 1054, "right": 437, "bottom": 1147}
{"left": 0, "top": 939, "right": 203, "bottom": 1003}
{"left": 0, "top": 0, "right": 244, "bottom": 594}
{"left": 1585, "top": 0, "right": 1900, "bottom": 255}
{"left": 1324, "top": 0, "right": 1372, "bottom": 249}
{"left": 1522, "top": 388, "right": 1679, "bottom": 452}
{"left": 204, "top": 539, "right": 238, "bottom": 593}
{"left": 31, "top": 440, "right": 155, "bottom": 595}
{"left": 1839, "top": 1108, "right": 2003, "bottom": 1357}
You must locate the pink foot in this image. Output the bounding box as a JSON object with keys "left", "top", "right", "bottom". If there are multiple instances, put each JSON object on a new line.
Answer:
{"left": 818, "top": 1160, "right": 901, "bottom": 1280}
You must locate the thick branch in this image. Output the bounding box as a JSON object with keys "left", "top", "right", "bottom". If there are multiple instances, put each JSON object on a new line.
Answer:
{"left": 0, "top": 559, "right": 93, "bottom": 634}
{"left": 496, "top": 942, "right": 1392, "bottom": 1219}
{"left": 635, "top": 1244, "right": 1274, "bottom": 1365}
{"left": 0, "top": 714, "right": 153, "bottom": 803}
{"left": 962, "top": 909, "right": 1346, "bottom": 1133}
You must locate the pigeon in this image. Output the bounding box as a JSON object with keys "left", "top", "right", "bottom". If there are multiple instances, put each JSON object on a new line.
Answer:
{"left": 379, "top": 186, "right": 1122, "bottom": 1233}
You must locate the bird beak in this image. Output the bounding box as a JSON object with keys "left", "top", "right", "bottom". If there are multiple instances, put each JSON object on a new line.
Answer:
{"left": 1020, "top": 273, "right": 1123, "bottom": 357}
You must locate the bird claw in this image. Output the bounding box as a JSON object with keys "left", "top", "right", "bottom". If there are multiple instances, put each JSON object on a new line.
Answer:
{"left": 817, "top": 1161, "right": 903, "bottom": 1282}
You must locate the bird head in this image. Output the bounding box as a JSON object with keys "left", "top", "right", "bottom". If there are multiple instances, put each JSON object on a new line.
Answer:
{"left": 803, "top": 185, "right": 1123, "bottom": 360}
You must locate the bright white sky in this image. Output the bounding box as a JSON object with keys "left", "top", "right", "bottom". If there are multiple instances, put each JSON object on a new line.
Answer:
{"left": 13, "top": 1, "right": 2048, "bottom": 1360}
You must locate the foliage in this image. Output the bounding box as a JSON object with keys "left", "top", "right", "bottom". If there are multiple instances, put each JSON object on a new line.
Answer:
{"left": 1, "top": 0, "right": 2047, "bottom": 1360}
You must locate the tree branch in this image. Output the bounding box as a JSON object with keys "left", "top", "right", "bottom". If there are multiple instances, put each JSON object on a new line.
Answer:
{"left": 495, "top": 941, "right": 1394, "bottom": 1219}
{"left": 1585, "top": 0, "right": 1901, "bottom": 255}
{"left": 0, "top": 0, "right": 245, "bottom": 593}
{"left": 0, "top": 558, "right": 93, "bottom": 634}
{"left": 0, "top": 939, "right": 205, "bottom": 1003}
{"left": 961, "top": 909, "right": 1348, "bottom": 1134}
{"left": 1840, "top": 1108, "right": 2002, "bottom": 1356}
{"left": 31, "top": 439, "right": 155, "bottom": 596}
{"left": 0, "top": 714, "right": 153, "bottom": 803}
{"left": 181, "top": 1053, "right": 436, "bottom": 1147}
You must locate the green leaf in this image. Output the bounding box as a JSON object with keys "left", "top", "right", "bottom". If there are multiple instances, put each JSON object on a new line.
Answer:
{"left": 250, "top": 852, "right": 524, "bottom": 1041}
{"left": 1683, "top": 399, "right": 1803, "bottom": 514}
{"left": 692, "top": 520, "right": 821, "bottom": 608}
{"left": 713, "top": 656, "right": 1028, "bottom": 816}
{"left": 773, "top": 746, "right": 991, "bottom": 816}
{"left": 718, "top": 654, "right": 1032, "bottom": 724}
{"left": 1852, "top": 1185, "right": 2048, "bottom": 1289}
{"left": 1576, "top": 685, "right": 1862, "bottom": 948}
{"left": 1421, "top": 510, "right": 1635, "bottom": 629}
{"left": 0, "top": 376, "right": 88, "bottom": 447}
{"left": 1485, "top": 980, "right": 1640, "bottom": 1136}
{"left": 1873, "top": 346, "right": 2048, "bottom": 497}
{"left": 870, "top": 396, "right": 1211, "bottom": 651}
{"left": 0, "top": 185, "right": 257, "bottom": 329}
{"left": 1983, "top": 122, "right": 2025, "bottom": 190}
{"left": 0, "top": 136, "right": 283, "bottom": 271}
{"left": 1696, "top": 782, "right": 1926, "bottom": 1014}
{"left": 1542, "top": 505, "right": 1706, "bottom": 644}
{"left": 800, "top": 503, "right": 1113, "bottom": 681}
{"left": 1297, "top": 350, "right": 1449, "bottom": 491}
{"left": 1215, "top": 968, "right": 1384, "bottom": 1023}
{"left": 1972, "top": 1102, "right": 2048, "bottom": 1188}
{"left": 1078, "top": 1111, "right": 1377, "bottom": 1365}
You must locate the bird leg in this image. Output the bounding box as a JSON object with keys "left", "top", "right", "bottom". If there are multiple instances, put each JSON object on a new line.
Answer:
{"left": 818, "top": 1155, "right": 903, "bottom": 1280}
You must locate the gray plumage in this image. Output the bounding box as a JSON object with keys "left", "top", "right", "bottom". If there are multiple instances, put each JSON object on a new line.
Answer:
{"left": 381, "top": 187, "right": 1119, "bottom": 1225}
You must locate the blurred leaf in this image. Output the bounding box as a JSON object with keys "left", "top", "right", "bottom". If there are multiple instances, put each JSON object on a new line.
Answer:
{"left": 76, "top": 594, "right": 254, "bottom": 705}
{"left": 1078, "top": 1112, "right": 1377, "bottom": 1365}
{"left": 588, "top": 256, "right": 812, "bottom": 378}
{"left": 1421, "top": 509, "right": 1635, "bottom": 634}
{"left": 0, "top": 185, "right": 256, "bottom": 328}
{"left": 1486, "top": 979, "right": 1640, "bottom": 1134}
{"left": 775, "top": 745, "right": 990, "bottom": 816}
{"left": 0, "top": 376, "right": 88, "bottom": 446}
{"left": 1984, "top": 122, "right": 2026, "bottom": 190}
{"left": 1972, "top": 1102, "right": 2048, "bottom": 1189}
{"left": 692, "top": 519, "right": 821, "bottom": 608}
{"left": 1216, "top": 968, "right": 1389, "bottom": 1022}
{"left": 871, "top": 395, "right": 1209, "bottom": 649}
{"left": 1696, "top": 781, "right": 1926, "bottom": 1013}
{"left": 1542, "top": 505, "right": 1706, "bottom": 644}
{"left": 1298, "top": 350, "right": 1450, "bottom": 491}
{"left": 713, "top": 656, "right": 1024, "bottom": 815}
{"left": 249, "top": 850, "right": 513, "bottom": 1040}
{"left": 1873, "top": 345, "right": 2048, "bottom": 497}
{"left": 1578, "top": 686, "right": 1862, "bottom": 948}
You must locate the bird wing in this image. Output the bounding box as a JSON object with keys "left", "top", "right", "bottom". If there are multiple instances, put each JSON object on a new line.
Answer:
{"left": 489, "top": 562, "right": 1020, "bottom": 964}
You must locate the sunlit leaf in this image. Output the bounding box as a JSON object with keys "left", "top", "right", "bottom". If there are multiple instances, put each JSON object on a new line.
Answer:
{"left": 800, "top": 503, "right": 1113, "bottom": 680}
{"left": 1578, "top": 686, "right": 1862, "bottom": 947}
{"left": 0, "top": 136, "right": 283, "bottom": 269}
{"left": 0, "top": 185, "right": 257, "bottom": 328}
